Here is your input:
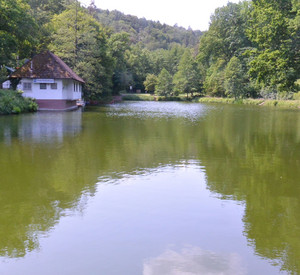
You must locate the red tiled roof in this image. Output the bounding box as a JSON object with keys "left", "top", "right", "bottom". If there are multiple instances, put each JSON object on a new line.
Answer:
{"left": 9, "top": 51, "right": 85, "bottom": 83}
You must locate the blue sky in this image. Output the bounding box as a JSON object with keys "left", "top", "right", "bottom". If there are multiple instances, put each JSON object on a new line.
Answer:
{"left": 79, "top": 0, "right": 241, "bottom": 31}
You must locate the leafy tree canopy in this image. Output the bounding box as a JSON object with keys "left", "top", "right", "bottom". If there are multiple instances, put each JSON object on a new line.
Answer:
{"left": 49, "top": 2, "right": 114, "bottom": 99}
{"left": 0, "top": 0, "right": 38, "bottom": 65}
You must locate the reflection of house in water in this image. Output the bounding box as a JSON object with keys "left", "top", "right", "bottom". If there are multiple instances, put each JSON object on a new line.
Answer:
{"left": 0, "top": 110, "right": 82, "bottom": 145}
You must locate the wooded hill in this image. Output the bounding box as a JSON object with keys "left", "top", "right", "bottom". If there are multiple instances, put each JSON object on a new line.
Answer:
{"left": 94, "top": 8, "right": 202, "bottom": 50}
{"left": 0, "top": 0, "right": 299, "bottom": 100}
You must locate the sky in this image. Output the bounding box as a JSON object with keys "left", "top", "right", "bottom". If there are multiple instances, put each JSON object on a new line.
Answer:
{"left": 79, "top": 0, "right": 241, "bottom": 31}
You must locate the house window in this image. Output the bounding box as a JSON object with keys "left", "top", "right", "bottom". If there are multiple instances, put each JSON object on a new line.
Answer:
{"left": 40, "top": 83, "right": 47, "bottom": 89}
{"left": 23, "top": 83, "right": 32, "bottom": 91}
{"left": 51, "top": 83, "right": 57, "bottom": 89}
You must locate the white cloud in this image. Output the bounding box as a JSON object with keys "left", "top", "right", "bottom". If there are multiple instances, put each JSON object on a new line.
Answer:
{"left": 143, "top": 245, "right": 246, "bottom": 275}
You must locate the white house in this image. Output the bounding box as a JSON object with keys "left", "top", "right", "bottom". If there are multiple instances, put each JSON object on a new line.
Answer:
{"left": 9, "top": 51, "right": 85, "bottom": 111}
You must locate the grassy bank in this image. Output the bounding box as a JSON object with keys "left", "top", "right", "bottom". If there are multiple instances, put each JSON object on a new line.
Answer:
{"left": 121, "top": 93, "right": 156, "bottom": 101}
{"left": 121, "top": 93, "right": 183, "bottom": 101}
{"left": 195, "top": 97, "right": 300, "bottom": 109}
{"left": 0, "top": 90, "right": 38, "bottom": 115}
{"left": 121, "top": 93, "right": 300, "bottom": 109}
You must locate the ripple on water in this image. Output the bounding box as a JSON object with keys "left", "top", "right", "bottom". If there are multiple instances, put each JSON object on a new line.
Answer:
{"left": 106, "top": 101, "right": 214, "bottom": 123}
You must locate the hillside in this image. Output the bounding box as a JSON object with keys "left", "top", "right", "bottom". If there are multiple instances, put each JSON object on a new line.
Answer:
{"left": 2, "top": 0, "right": 298, "bottom": 99}
{"left": 93, "top": 8, "right": 203, "bottom": 50}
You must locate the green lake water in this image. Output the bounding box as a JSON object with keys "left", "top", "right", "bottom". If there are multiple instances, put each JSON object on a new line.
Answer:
{"left": 0, "top": 101, "right": 299, "bottom": 275}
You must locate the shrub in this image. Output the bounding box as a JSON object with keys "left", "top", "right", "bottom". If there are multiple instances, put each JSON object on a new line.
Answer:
{"left": 293, "top": 92, "right": 300, "bottom": 100}
{"left": 122, "top": 94, "right": 155, "bottom": 101}
{"left": 0, "top": 89, "right": 38, "bottom": 115}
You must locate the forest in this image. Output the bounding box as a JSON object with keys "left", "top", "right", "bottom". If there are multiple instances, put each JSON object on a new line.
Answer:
{"left": 0, "top": 0, "right": 299, "bottom": 101}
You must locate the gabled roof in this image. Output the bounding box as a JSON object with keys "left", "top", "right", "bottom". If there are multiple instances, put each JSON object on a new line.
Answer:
{"left": 9, "top": 51, "right": 85, "bottom": 83}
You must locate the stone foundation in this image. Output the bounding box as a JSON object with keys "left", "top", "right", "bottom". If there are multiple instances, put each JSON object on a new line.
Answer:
{"left": 36, "top": 100, "right": 78, "bottom": 111}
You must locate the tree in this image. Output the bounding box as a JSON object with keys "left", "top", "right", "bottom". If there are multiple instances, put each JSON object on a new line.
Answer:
{"left": 198, "top": 2, "right": 252, "bottom": 68}
{"left": 27, "top": 0, "right": 66, "bottom": 25}
{"left": 26, "top": 0, "right": 67, "bottom": 51}
{"left": 164, "top": 44, "right": 185, "bottom": 75}
{"left": 0, "top": 0, "right": 38, "bottom": 66}
{"left": 203, "top": 59, "right": 226, "bottom": 97}
{"left": 0, "top": 66, "right": 7, "bottom": 88}
{"left": 108, "top": 32, "right": 131, "bottom": 94}
{"left": 247, "top": 0, "right": 292, "bottom": 51}
{"left": 197, "top": 2, "right": 253, "bottom": 98}
{"left": 155, "top": 68, "right": 173, "bottom": 96}
{"left": 173, "top": 49, "right": 201, "bottom": 97}
{"left": 224, "top": 56, "right": 248, "bottom": 99}
{"left": 49, "top": 2, "right": 114, "bottom": 100}
{"left": 247, "top": 49, "right": 294, "bottom": 94}
{"left": 126, "top": 44, "right": 152, "bottom": 91}
{"left": 246, "top": 0, "right": 298, "bottom": 95}
{"left": 291, "top": 0, "right": 300, "bottom": 74}
{"left": 144, "top": 74, "right": 158, "bottom": 93}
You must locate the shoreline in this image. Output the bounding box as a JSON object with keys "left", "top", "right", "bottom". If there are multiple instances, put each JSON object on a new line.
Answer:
{"left": 121, "top": 94, "right": 300, "bottom": 110}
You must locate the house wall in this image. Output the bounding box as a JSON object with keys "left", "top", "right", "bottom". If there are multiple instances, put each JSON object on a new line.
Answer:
{"left": 2, "top": 80, "right": 22, "bottom": 90}
{"left": 62, "top": 79, "right": 82, "bottom": 100}
{"left": 21, "top": 78, "right": 82, "bottom": 101}
{"left": 20, "top": 78, "right": 83, "bottom": 111}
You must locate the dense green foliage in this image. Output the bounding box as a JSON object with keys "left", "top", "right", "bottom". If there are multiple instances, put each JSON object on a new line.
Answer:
{"left": 198, "top": 0, "right": 299, "bottom": 99}
{"left": 0, "top": 90, "right": 38, "bottom": 114}
{"left": 49, "top": 2, "right": 113, "bottom": 100}
{"left": 143, "top": 74, "right": 158, "bottom": 93}
{"left": 94, "top": 9, "right": 202, "bottom": 50}
{"left": 0, "top": 0, "right": 38, "bottom": 65}
{"left": 155, "top": 68, "right": 173, "bottom": 96}
{"left": 173, "top": 48, "right": 202, "bottom": 97}
{"left": 0, "top": 0, "right": 299, "bottom": 100}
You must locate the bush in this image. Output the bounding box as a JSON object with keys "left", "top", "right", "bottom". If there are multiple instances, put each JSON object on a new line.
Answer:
{"left": 0, "top": 89, "right": 38, "bottom": 115}
{"left": 293, "top": 92, "right": 300, "bottom": 100}
{"left": 122, "top": 94, "right": 155, "bottom": 101}
{"left": 157, "top": 96, "right": 182, "bottom": 101}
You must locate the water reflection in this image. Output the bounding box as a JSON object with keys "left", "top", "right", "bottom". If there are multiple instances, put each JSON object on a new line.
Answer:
{"left": 0, "top": 102, "right": 300, "bottom": 274}
{"left": 0, "top": 110, "right": 82, "bottom": 145}
{"left": 144, "top": 246, "right": 245, "bottom": 275}
{"left": 106, "top": 101, "right": 210, "bottom": 122}
{"left": 0, "top": 109, "right": 94, "bottom": 258}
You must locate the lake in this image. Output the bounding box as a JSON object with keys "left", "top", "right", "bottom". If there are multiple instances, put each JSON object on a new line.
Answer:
{"left": 0, "top": 101, "right": 299, "bottom": 275}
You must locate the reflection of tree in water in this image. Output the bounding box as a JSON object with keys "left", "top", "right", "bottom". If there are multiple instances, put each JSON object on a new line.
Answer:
{"left": 0, "top": 112, "right": 93, "bottom": 258}
{"left": 0, "top": 142, "right": 97, "bottom": 258}
{"left": 195, "top": 106, "right": 300, "bottom": 273}
{"left": 0, "top": 107, "right": 200, "bottom": 258}
{"left": 0, "top": 103, "right": 300, "bottom": 273}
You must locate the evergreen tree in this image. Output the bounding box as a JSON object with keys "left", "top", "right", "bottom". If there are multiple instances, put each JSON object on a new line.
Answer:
{"left": 155, "top": 68, "right": 173, "bottom": 96}
{"left": 127, "top": 44, "right": 152, "bottom": 91}
{"left": 224, "top": 56, "right": 248, "bottom": 99}
{"left": 144, "top": 74, "right": 158, "bottom": 93}
{"left": 203, "top": 59, "right": 226, "bottom": 97}
{"left": 49, "top": 2, "right": 114, "bottom": 100}
{"left": 108, "top": 32, "right": 131, "bottom": 94}
{"left": 173, "top": 49, "right": 201, "bottom": 97}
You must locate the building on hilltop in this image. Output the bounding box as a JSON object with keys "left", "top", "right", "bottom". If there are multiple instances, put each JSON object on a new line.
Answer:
{"left": 9, "top": 51, "right": 84, "bottom": 111}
